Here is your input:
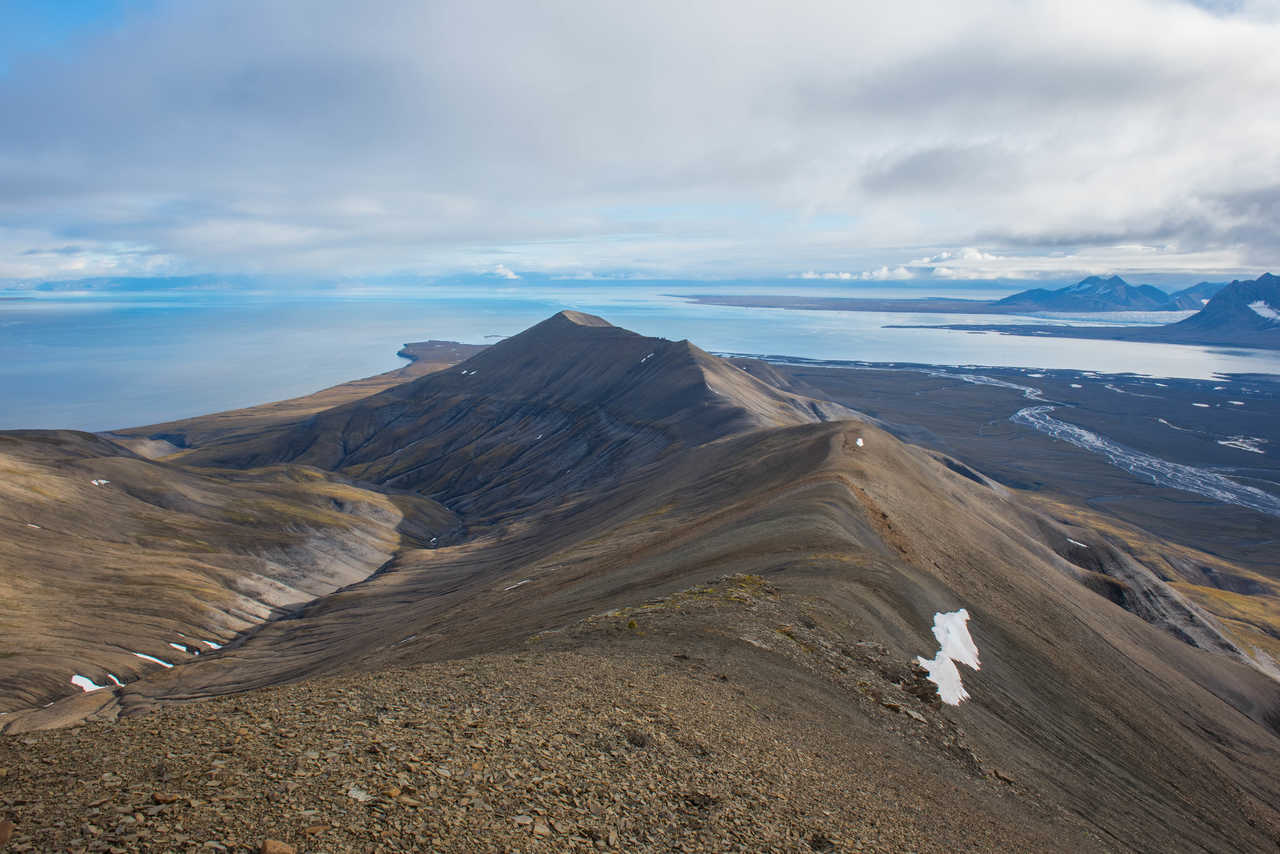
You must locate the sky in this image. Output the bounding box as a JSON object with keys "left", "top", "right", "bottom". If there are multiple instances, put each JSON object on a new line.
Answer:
{"left": 1, "top": 0, "right": 1278, "bottom": 284}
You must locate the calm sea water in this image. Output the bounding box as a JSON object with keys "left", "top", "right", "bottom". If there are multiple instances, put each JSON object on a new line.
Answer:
{"left": 3, "top": 282, "right": 1279, "bottom": 431}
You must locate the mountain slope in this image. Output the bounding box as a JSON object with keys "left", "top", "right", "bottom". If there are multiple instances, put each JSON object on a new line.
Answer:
{"left": 113, "top": 340, "right": 487, "bottom": 454}
{"left": 995, "top": 275, "right": 1176, "bottom": 311}
{"left": 172, "top": 311, "right": 853, "bottom": 517}
{"left": 2, "top": 312, "right": 1278, "bottom": 852}
{"left": 1168, "top": 272, "right": 1280, "bottom": 340}
{"left": 0, "top": 430, "right": 455, "bottom": 713}
{"left": 1170, "top": 279, "right": 1228, "bottom": 309}
{"left": 14, "top": 419, "right": 1279, "bottom": 851}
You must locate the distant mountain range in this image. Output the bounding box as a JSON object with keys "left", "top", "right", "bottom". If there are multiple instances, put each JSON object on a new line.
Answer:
{"left": 899, "top": 273, "right": 1280, "bottom": 349}
{"left": 994, "top": 275, "right": 1226, "bottom": 312}
{"left": 682, "top": 274, "right": 1233, "bottom": 315}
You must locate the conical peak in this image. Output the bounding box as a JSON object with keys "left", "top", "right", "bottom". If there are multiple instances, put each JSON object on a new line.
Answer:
{"left": 552, "top": 310, "right": 613, "bottom": 328}
{"left": 475, "top": 310, "right": 629, "bottom": 358}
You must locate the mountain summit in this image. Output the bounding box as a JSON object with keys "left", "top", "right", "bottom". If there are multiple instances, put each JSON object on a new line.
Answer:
{"left": 178, "top": 311, "right": 853, "bottom": 516}
{"left": 1168, "top": 272, "right": 1280, "bottom": 341}
{"left": 996, "top": 275, "right": 1176, "bottom": 311}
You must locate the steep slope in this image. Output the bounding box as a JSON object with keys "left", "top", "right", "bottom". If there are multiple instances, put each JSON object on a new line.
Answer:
{"left": 13, "top": 419, "right": 1277, "bottom": 851}
{"left": 4, "top": 313, "right": 1279, "bottom": 852}
{"left": 1167, "top": 272, "right": 1280, "bottom": 342}
{"left": 112, "top": 340, "right": 486, "bottom": 455}
{"left": 995, "top": 275, "right": 1176, "bottom": 311}
{"left": 0, "top": 430, "right": 455, "bottom": 714}
{"left": 172, "top": 311, "right": 852, "bottom": 517}
{"left": 1170, "top": 279, "right": 1228, "bottom": 309}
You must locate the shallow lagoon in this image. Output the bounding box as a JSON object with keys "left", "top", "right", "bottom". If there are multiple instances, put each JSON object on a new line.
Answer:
{"left": 2, "top": 282, "right": 1278, "bottom": 431}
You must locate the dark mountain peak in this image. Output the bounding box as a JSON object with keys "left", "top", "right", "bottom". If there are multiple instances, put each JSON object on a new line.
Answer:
{"left": 502, "top": 310, "right": 624, "bottom": 342}
{"left": 463, "top": 311, "right": 641, "bottom": 370}
{"left": 516, "top": 309, "right": 616, "bottom": 336}
{"left": 554, "top": 309, "right": 614, "bottom": 327}
{"left": 177, "top": 313, "right": 855, "bottom": 516}
{"left": 1173, "top": 272, "right": 1280, "bottom": 334}
{"left": 995, "top": 274, "right": 1172, "bottom": 310}
{"left": 1213, "top": 272, "right": 1278, "bottom": 301}
{"left": 1071, "top": 274, "right": 1128, "bottom": 291}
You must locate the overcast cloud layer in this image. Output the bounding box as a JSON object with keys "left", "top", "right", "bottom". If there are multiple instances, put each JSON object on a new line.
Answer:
{"left": 2, "top": 0, "right": 1279, "bottom": 282}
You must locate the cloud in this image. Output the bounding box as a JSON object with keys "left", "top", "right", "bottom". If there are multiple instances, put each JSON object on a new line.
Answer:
{"left": 903, "top": 243, "right": 1253, "bottom": 280}
{"left": 799, "top": 266, "right": 914, "bottom": 280}
{"left": 911, "top": 248, "right": 1005, "bottom": 265}
{"left": 799, "top": 271, "right": 855, "bottom": 280}
{"left": 491, "top": 263, "right": 520, "bottom": 279}
{"left": 0, "top": 0, "right": 1277, "bottom": 280}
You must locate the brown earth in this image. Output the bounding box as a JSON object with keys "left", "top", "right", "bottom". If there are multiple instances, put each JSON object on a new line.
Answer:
{"left": 0, "top": 430, "right": 455, "bottom": 713}
{"left": 0, "top": 647, "right": 1103, "bottom": 854}
{"left": 2, "top": 312, "right": 1278, "bottom": 853}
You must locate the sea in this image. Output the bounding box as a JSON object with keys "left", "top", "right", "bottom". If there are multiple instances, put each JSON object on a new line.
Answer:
{"left": 3, "top": 279, "right": 1280, "bottom": 432}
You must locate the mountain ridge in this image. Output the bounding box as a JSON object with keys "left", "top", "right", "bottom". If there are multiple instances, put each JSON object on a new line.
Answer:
{"left": 893, "top": 273, "right": 1280, "bottom": 348}
{"left": 169, "top": 310, "right": 855, "bottom": 517}
{"left": 1, "top": 311, "right": 1278, "bottom": 852}
{"left": 995, "top": 274, "right": 1201, "bottom": 311}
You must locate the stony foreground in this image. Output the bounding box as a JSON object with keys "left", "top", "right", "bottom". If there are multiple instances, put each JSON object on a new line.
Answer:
{"left": 0, "top": 650, "right": 1097, "bottom": 853}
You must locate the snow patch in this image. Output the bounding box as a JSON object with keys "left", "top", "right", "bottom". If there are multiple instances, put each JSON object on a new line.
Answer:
{"left": 131, "top": 651, "right": 173, "bottom": 668}
{"left": 640, "top": 352, "right": 654, "bottom": 363}
{"left": 1070, "top": 383, "right": 1083, "bottom": 389}
{"left": 26, "top": 523, "right": 41, "bottom": 529}
{"left": 503, "top": 578, "right": 532, "bottom": 591}
{"left": 1067, "top": 538, "right": 1089, "bottom": 548}
{"left": 90, "top": 479, "right": 110, "bottom": 486}
{"left": 1229, "top": 400, "right": 1245, "bottom": 406}
{"left": 1192, "top": 403, "right": 1210, "bottom": 408}
{"left": 71, "top": 674, "right": 110, "bottom": 692}
{"left": 107, "top": 673, "right": 124, "bottom": 686}
{"left": 855, "top": 437, "right": 864, "bottom": 448}
{"left": 201, "top": 640, "right": 222, "bottom": 650}
{"left": 915, "top": 609, "right": 980, "bottom": 706}
{"left": 168, "top": 642, "right": 191, "bottom": 653}
{"left": 1248, "top": 300, "right": 1279, "bottom": 320}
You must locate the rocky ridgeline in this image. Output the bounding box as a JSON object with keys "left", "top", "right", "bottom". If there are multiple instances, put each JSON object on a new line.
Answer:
{"left": 0, "top": 658, "right": 1076, "bottom": 852}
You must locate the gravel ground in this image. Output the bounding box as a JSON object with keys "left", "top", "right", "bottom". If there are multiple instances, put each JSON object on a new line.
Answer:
{"left": 0, "top": 644, "right": 1097, "bottom": 854}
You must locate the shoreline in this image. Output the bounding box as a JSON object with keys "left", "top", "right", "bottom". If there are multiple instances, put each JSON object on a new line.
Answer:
{"left": 883, "top": 321, "right": 1280, "bottom": 351}
{"left": 674, "top": 292, "right": 1193, "bottom": 317}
